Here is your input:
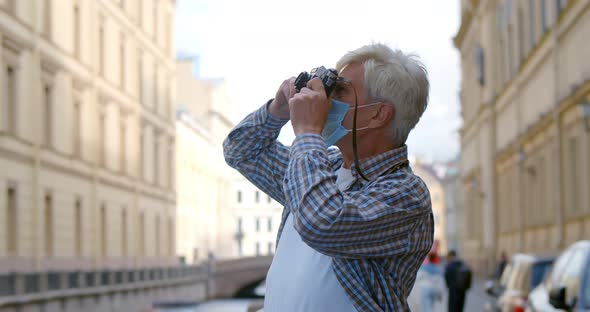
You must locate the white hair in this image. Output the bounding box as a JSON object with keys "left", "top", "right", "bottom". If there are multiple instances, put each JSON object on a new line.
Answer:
{"left": 336, "top": 43, "right": 429, "bottom": 144}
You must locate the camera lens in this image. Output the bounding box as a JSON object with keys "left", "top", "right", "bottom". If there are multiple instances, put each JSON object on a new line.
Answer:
{"left": 294, "top": 72, "right": 311, "bottom": 92}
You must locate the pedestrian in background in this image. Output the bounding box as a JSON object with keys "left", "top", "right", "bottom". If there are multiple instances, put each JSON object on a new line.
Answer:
{"left": 419, "top": 253, "right": 444, "bottom": 312}
{"left": 495, "top": 251, "right": 508, "bottom": 279}
{"left": 444, "top": 250, "right": 472, "bottom": 312}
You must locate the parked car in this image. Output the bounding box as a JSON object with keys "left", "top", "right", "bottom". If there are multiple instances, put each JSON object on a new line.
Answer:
{"left": 485, "top": 254, "right": 554, "bottom": 312}
{"left": 527, "top": 240, "right": 590, "bottom": 312}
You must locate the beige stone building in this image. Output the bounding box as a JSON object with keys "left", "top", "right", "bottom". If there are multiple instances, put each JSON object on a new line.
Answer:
{"left": 0, "top": 0, "right": 177, "bottom": 272}
{"left": 175, "top": 58, "right": 237, "bottom": 264}
{"left": 455, "top": 0, "right": 590, "bottom": 273}
{"left": 413, "top": 161, "right": 448, "bottom": 256}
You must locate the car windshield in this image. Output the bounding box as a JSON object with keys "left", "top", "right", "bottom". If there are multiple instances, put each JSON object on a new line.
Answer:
{"left": 530, "top": 261, "right": 553, "bottom": 290}
{"left": 504, "top": 260, "right": 552, "bottom": 293}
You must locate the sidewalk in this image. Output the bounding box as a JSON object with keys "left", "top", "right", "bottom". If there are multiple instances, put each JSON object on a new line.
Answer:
{"left": 465, "top": 278, "right": 489, "bottom": 311}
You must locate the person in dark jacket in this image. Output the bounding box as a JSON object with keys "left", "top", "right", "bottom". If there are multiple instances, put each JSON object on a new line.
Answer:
{"left": 444, "top": 250, "right": 468, "bottom": 312}
{"left": 495, "top": 251, "right": 508, "bottom": 279}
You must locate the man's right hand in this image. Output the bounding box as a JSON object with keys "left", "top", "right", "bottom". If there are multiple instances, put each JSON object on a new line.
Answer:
{"left": 268, "top": 77, "right": 296, "bottom": 120}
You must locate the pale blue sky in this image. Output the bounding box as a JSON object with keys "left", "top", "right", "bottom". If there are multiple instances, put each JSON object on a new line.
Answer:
{"left": 175, "top": 0, "right": 462, "bottom": 162}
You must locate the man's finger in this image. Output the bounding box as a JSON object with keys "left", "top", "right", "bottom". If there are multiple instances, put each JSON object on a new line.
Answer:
{"left": 288, "top": 77, "right": 297, "bottom": 97}
{"left": 306, "top": 77, "right": 326, "bottom": 93}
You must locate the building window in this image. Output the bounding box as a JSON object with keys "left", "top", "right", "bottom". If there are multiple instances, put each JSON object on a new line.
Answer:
{"left": 168, "top": 217, "right": 174, "bottom": 256}
{"left": 73, "top": 100, "right": 82, "bottom": 157}
{"left": 100, "top": 203, "right": 107, "bottom": 257}
{"left": 6, "top": 186, "right": 17, "bottom": 254}
{"left": 166, "top": 12, "right": 172, "bottom": 56}
{"left": 120, "top": 32, "right": 126, "bottom": 89}
{"left": 139, "top": 212, "right": 145, "bottom": 256}
{"left": 5, "top": 0, "right": 15, "bottom": 14}
{"left": 43, "top": 84, "right": 53, "bottom": 147}
{"left": 255, "top": 218, "right": 260, "bottom": 232}
{"left": 138, "top": 0, "right": 143, "bottom": 27}
{"left": 99, "top": 112, "right": 106, "bottom": 166}
{"left": 267, "top": 218, "right": 272, "bottom": 232}
{"left": 541, "top": 0, "right": 548, "bottom": 31}
{"left": 45, "top": 193, "right": 53, "bottom": 257}
{"left": 518, "top": 8, "right": 525, "bottom": 62}
{"left": 121, "top": 208, "right": 127, "bottom": 257}
{"left": 255, "top": 242, "right": 260, "bottom": 256}
{"left": 568, "top": 137, "right": 581, "bottom": 216}
{"left": 508, "top": 27, "right": 515, "bottom": 75}
{"left": 529, "top": 0, "right": 536, "bottom": 48}
{"left": 138, "top": 50, "right": 144, "bottom": 105}
{"left": 267, "top": 195, "right": 271, "bottom": 204}
{"left": 75, "top": 197, "right": 82, "bottom": 257}
{"left": 237, "top": 218, "right": 243, "bottom": 232}
{"left": 538, "top": 157, "right": 547, "bottom": 224}
{"left": 154, "top": 133, "right": 160, "bottom": 185}
{"left": 44, "top": 0, "right": 52, "bottom": 38}
{"left": 3, "top": 65, "right": 17, "bottom": 134}
{"left": 120, "top": 116, "right": 127, "bottom": 173}
{"left": 255, "top": 191, "right": 260, "bottom": 203}
{"left": 73, "top": 1, "right": 80, "bottom": 58}
{"left": 237, "top": 240, "right": 243, "bottom": 256}
{"left": 475, "top": 44, "right": 485, "bottom": 86}
{"left": 155, "top": 215, "right": 161, "bottom": 256}
{"left": 140, "top": 126, "right": 147, "bottom": 180}
{"left": 152, "top": 0, "right": 157, "bottom": 38}
{"left": 237, "top": 191, "right": 242, "bottom": 203}
{"left": 167, "top": 140, "right": 173, "bottom": 189}
{"left": 267, "top": 242, "right": 273, "bottom": 255}
{"left": 166, "top": 81, "right": 172, "bottom": 120}
{"left": 98, "top": 15, "right": 105, "bottom": 76}
{"left": 497, "top": 5, "right": 505, "bottom": 32}
{"left": 556, "top": 0, "right": 565, "bottom": 17}
{"left": 153, "top": 63, "right": 158, "bottom": 112}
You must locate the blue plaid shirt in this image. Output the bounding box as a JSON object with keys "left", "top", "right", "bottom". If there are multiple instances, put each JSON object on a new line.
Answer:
{"left": 223, "top": 102, "right": 434, "bottom": 311}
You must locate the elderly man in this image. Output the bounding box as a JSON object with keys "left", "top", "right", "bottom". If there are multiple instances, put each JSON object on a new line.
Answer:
{"left": 223, "top": 43, "right": 433, "bottom": 311}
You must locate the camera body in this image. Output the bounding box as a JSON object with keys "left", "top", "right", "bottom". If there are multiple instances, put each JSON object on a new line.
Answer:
{"left": 294, "top": 66, "right": 339, "bottom": 97}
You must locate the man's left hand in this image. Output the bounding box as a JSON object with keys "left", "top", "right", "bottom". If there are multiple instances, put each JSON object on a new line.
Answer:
{"left": 289, "top": 77, "right": 331, "bottom": 135}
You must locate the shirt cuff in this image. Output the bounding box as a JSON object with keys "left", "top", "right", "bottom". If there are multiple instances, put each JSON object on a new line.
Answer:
{"left": 290, "top": 134, "right": 327, "bottom": 159}
{"left": 254, "top": 99, "right": 289, "bottom": 129}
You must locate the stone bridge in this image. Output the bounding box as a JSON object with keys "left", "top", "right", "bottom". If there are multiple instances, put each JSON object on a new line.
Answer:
{"left": 0, "top": 256, "right": 272, "bottom": 312}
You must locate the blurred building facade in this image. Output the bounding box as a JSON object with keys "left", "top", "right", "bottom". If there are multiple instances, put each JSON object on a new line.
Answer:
{"left": 455, "top": 0, "right": 590, "bottom": 273}
{"left": 413, "top": 160, "right": 448, "bottom": 255}
{"left": 233, "top": 178, "right": 283, "bottom": 258}
{"left": 175, "top": 58, "right": 236, "bottom": 264}
{"left": 442, "top": 160, "right": 463, "bottom": 254}
{"left": 175, "top": 58, "right": 284, "bottom": 261}
{"left": 0, "top": 0, "right": 176, "bottom": 272}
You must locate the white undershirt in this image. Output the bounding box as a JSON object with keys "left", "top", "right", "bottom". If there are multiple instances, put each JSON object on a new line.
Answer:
{"left": 336, "top": 165, "right": 355, "bottom": 191}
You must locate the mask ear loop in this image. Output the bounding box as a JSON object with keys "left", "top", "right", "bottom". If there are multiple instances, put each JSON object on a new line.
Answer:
{"left": 337, "top": 78, "right": 369, "bottom": 181}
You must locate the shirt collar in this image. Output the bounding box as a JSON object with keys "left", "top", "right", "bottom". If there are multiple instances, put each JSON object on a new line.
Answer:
{"left": 350, "top": 144, "right": 409, "bottom": 182}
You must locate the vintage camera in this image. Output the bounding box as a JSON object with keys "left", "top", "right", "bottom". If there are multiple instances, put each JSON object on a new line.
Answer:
{"left": 294, "top": 66, "right": 340, "bottom": 97}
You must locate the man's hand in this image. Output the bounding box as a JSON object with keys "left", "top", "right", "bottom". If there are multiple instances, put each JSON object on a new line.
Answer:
{"left": 268, "top": 77, "right": 296, "bottom": 120}
{"left": 289, "top": 78, "right": 331, "bottom": 135}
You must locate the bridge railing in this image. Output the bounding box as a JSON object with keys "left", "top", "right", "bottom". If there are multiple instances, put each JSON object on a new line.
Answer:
{"left": 0, "top": 265, "right": 208, "bottom": 305}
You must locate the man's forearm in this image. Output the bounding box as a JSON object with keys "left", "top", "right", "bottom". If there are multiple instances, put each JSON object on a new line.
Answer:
{"left": 268, "top": 98, "right": 290, "bottom": 120}
{"left": 223, "top": 102, "right": 290, "bottom": 205}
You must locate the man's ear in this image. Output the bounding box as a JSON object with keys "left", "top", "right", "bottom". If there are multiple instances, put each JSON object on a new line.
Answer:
{"left": 368, "top": 103, "right": 395, "bottom": 129}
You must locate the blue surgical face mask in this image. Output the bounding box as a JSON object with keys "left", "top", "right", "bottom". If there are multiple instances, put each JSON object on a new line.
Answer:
{"left": 321, "top": 100, "right": 382, "bottom": 146}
